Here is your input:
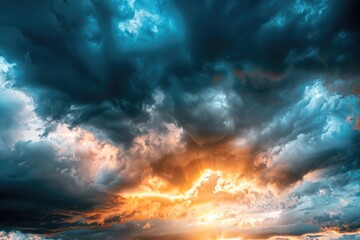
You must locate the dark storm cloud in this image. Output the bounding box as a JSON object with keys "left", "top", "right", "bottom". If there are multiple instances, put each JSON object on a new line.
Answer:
{"left": 0, "top": 0, "right": 359, "bottom": 146}
{"left": 257, "top": 85, "right": 360, "bottom": 188}
{"left": 172, "top": 0, "right": 360, "bottom": 72}
{"left": 162, "top": 0, "right": 360, "bottom": 145}
{"left": 0, "top": 88, "right": 25, "bottom": 149}
{"left": 1, "top": 0, "right": 360, "bottom": 239}
{"left": 0, "top": 90, "right": 107, "bottom": 232}
{"left": 0, "top": 0, "right": 185, "bottom": 145}
{"left": 164, "top": 0, "right": 360, "bottom": 145}
{"left": 0, "top": 140, "right": 109, "bottom": 233}
{"left": 54, "top": 223, "right": 140, "bottom": 240}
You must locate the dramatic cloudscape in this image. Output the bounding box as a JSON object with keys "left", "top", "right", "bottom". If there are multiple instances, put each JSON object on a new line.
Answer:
{"left": 0, "top": 0, "right": 360, "bottom": 239}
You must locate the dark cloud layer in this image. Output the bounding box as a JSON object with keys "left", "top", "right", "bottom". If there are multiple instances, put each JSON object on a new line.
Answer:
{"left": 1, "top": 0, "right": 360, "bottom": 239}
{"left": 0, "top": 0, "right": 359, "bottom": 146}
{"left": 0, "top": 140, "right": 108, "bottom": 233}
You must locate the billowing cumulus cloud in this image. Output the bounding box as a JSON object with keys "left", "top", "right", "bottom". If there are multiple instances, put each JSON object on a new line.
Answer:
{"left": 0, "top": 0, "right": 360, "bottom": 239}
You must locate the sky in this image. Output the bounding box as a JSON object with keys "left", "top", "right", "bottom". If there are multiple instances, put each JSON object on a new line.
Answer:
{"left": 0, "top": 0, "right": 360, "bottom": 239}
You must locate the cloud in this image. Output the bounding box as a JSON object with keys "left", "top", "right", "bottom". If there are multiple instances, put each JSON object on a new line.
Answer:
{"left": 0, "top": 0, "right": 358, "bottom": 146}
{"left": 0, "top": 0, "right": 186, "bottom": 146}
{"left": 0, "top": 0, "right": 360, "bottom": 239}
{"left": 0, "top": 140, "right": 109, "bottom": 233}
{"left": 256, "top": 80, "right": 360, "bottom": 188}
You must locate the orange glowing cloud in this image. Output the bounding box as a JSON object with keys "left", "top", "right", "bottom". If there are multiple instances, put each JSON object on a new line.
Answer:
{"left": 88, "top": 167, "right": 283, "bottom": 235}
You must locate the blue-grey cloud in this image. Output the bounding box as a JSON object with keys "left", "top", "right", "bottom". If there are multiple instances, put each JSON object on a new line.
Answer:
{"left": 0, "top": 0, "right": 360, "bottom": 239}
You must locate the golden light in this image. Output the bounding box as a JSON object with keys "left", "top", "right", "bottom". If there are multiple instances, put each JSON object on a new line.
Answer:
{"left": 217, "top": 238, "right": 242, "bottom": 240}
{"left": 107, "top": 167, "right": 283, "bottom": 233}
{"left": 197, "top": 211, "right": 222, "bottom": 225}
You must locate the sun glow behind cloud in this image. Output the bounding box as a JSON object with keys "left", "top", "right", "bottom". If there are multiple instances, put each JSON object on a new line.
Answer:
{"left": 102, "top": 168, "right": 283, "bottom": 240}
{"left": 103, "top": 169, "right": 280, "bottom": 232}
